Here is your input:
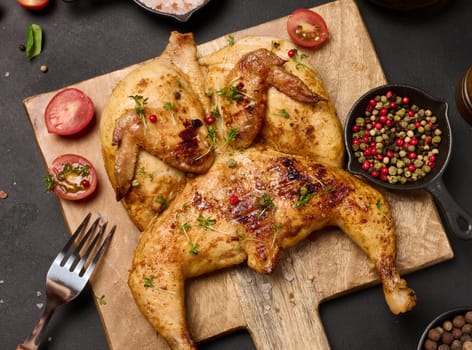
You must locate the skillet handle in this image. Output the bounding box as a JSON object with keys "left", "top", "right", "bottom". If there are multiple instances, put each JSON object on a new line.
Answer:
{"left": 428, "top": 177, "right": 472, "bottom": 239}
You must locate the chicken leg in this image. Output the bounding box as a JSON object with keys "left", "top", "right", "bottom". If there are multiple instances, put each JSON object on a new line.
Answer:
{"left": 128, "top": 148, "right": 416, "bottom": 350}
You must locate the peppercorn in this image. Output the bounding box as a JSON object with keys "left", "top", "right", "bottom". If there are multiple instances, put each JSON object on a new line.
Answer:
{"left": 464, "top": 340, "right": 472, "bottom": 350}
{"left": 453, "top": 315, "right": 466, "bottom": 328}
{"left": 451, "top": 340, "right": 461, "bottom": 350}
{"left": 429, "top": 328, "right": 442, "bottom": 341}
{"left": 40, "top": 65, "right": 48, "bottom": 73}
{"left": 441, "top": 331, "right": 453, "bottom": 345}
{"left": 424, "top": 338, "right": 438, "bottom": 350}
{"left": 465, "top": 312, "right": 472, "bottom": 323}
{"left": 424, "top": 339, "right": 438, "bottom": 350}
{"left": 350, "top": 91, "right": 443, "bottom": 185}
{"left": 462, "top": 324, "right": 472, "bottom": 334}
{"left": 438, "top": 344, "right": 451, "bottom": 350}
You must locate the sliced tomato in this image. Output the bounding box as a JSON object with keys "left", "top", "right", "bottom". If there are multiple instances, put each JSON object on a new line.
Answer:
{"left": 17, "top": 0, "right": 49, "bottom": 10}
{"left": 287, "top": 8, "right": 329, "bottom": 48}
{"left": 46, "top": 154, "right": 98, "bottom": 201}
{"left": 45, "top": 88, "right": 95, "bottom": 136}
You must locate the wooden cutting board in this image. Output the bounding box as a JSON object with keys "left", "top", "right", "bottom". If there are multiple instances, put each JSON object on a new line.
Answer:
{"left": 23, "top": 1, "right": 453, "bottom": 349}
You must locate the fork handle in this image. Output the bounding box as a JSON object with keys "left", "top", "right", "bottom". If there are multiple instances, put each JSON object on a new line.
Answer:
{"left": 16, "top": 305, "right": 55, "bottom": 350}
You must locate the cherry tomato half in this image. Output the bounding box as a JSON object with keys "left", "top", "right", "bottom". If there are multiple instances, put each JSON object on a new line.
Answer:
{"left": 46, "top": 154, "right": 98, "bottom": 201}
{"left": 17, "top": 0, "right": 50, "bottom": 10}
{"left": 287, "top": 8, "right": 329, "bottom": 48}
{"left": 45, "top": 88, "right": 95, "bottom": 136}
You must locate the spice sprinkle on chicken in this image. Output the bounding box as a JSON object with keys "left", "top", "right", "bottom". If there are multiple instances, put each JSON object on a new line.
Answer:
{"left": 100, "top": 32, "right": 416, "bottom": 350}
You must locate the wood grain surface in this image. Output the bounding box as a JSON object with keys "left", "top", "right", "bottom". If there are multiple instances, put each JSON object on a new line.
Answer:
{"left": 23, "top": 1, "right": 453, "bottom": 349}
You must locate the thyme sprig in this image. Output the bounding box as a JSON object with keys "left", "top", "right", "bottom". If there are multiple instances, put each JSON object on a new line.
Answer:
{"left": 130, "top": 95, "right": 148, "bottom": 128}
{"left": 257, "top": 194, "right": 276, "bottom": 217}
{"left": 295, "top": 186, "right": 315, "bottom": 208}
{"left": 215, "top": 86, "right": 243, "bottom": 104}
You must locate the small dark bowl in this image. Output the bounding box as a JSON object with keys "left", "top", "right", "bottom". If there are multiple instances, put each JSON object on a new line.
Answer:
{"left": 417, "top": 306, "right": 472, "bottom": 349}
{"left": 344, "top": 83, "right": 472, "bottom": 239}
{"left": 133, "top": 0, "right": 211, "bottom": 22}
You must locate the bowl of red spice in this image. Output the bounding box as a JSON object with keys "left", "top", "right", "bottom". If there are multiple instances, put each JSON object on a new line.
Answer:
{"left": 344, "top": 83, "right": 471, "bottom": 239}
{"left": 417, "top": 307, "right": 472, "bottom": 350}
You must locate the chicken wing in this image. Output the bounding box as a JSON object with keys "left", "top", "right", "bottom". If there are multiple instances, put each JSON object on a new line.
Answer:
{"left": 199, "top": 36, "right": 344, "bottom": 168}
{"left": 128, "top": 148, "right": 416, "bottom": 350}
{"left": 217, "top": 48, "right": 325, "bottom": 149}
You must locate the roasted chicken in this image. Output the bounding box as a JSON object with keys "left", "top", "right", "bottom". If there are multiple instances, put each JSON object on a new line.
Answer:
{"left": 99, "top": 32, "right": 417, "bottom": 350}
{"left": 128, "top": 148, "right": 417, "bottom": 350}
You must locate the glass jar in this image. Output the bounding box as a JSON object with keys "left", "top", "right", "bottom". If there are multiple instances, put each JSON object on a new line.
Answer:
{"left": 455, "top": 66, "right": 472, "bottom": 125}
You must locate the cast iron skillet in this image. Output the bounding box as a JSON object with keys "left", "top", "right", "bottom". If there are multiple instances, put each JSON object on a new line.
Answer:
{"left": 344, "top": 83, "right": 472, "bottom": 239}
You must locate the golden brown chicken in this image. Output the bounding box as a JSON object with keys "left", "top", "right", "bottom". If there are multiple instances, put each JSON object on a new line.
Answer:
{"left": 100, "top": 32, "right": 212, "bottom": 229}
{"left": 128, "top": 148, "right": 417, "bottom": 350}
{"left": 100, "top": 32, "right": 417, "bottom": 350}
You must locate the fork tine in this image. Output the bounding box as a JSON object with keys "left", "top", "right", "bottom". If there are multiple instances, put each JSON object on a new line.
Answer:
{"left": 52, "top": 213, "right": 91, "bottom": 267}
{"left": 81, "top": 225, "right": 116, "bottom": 280}
{"left": 62, "top": 217, "right": 100, "bottom": 271}
{"left": 74, "top": 221, "right": 107, "bottom": 274}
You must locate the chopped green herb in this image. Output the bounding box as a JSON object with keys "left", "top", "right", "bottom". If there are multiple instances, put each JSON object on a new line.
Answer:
{"left": 375, "top": 199, "right": 392, "bottom": 222}
{"left": 216, "top": 86, "right": 243, "bottom": 103}
{"left": 290, "top": 50, "right": 310, "bottom": 70}
{"left": 26, "top": 24, "right": 42, "bottom": 60}
{"left": 226, "top": 128, "right": 239, "bottom": 146}
{"left": 45, "top": 173, "right": 56, "bottom": 192}
{"left": 97, "top": 295, "right": 107, "bottom": 305}
{"left": 156, "top": 196, "right": 169, "bottom": 210}
{"left": 164, "top": 102, "right": 176, "bottom": 110}
{"left": 207, "top": 125, "right": 218, "bottom": 147}
{"left": 227, "top": 35, "right": 235, "bottom": 46}
{"left": 197, "top": 215, "right": 216, "bottom": 230}
{"left": 144, "top": 276, "right": 155, "bottom": 288}
{"left": 210, "top": 105, "right": 220, "bottom": 119}
{"left": 295, "top": 186, "right": 315, "bottom": 208}
{"left": 257, "top": 194, "right": 276, "bottom": 217}
{"left": 129, "top": 95, "right": 148, "bottom": 127}
{"left": 189, "top": 245, "right": 199, "bottom": 255}
{"left": 276, "top": 109, "right": 290, "bottom": 119}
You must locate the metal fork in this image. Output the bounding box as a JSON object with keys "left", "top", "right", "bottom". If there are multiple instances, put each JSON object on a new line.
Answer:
{"left": 16, "top": 213, "right": 116, "bottom": 350}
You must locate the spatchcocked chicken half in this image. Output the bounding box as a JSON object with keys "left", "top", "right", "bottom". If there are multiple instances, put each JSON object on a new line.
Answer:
{"left": 100, "top": 32, "right": 416, "bottom": 350}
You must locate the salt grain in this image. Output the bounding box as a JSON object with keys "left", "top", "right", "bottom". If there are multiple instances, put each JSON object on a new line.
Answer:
{"left": 140, "top": 0, "right": 205, "bottom": 15}
{"left": 283, "top": 272, "right": 295, "bottom": 282}
{"left": 36, "top": 303, "right": 44, "bottom": 309}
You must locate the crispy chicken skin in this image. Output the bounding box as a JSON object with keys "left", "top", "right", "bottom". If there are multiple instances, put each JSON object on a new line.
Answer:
{"left": 99, "top": 32, "right": 416, "bottom": 350}
{"left": 199, "top": 36, "right": 344, "bottom": 168}
{"left": 128, "top": 148, "right": 417, "bottom": 350}
{"left": 100, "top": 32, "right": 211, "bottom": 225}
{"left": 219, "top": 48, "right": 325, "bottom": 148}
